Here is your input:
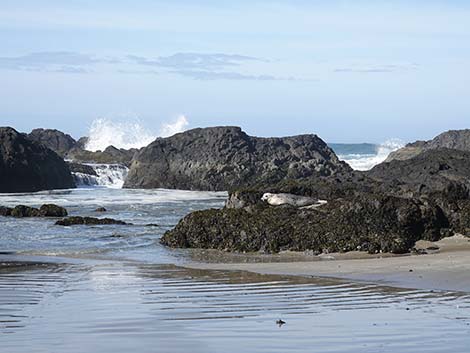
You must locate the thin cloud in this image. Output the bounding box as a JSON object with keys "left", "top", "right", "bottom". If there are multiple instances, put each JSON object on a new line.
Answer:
{"left": 334, "top": 63, "right": 419, "bottom": 73}
{"left": 158, "top": 53, "right": 264, "bottom": 69}
{"left": 128, "top": 53, "right": 265, "bottom": 70}
{"left": 127, "top": 53, "right": 304, "bottom": 81}
{"left": 52, "top": 66, "right": 90, "bottom": 74}
{"left": 170, "top": 69, "right": 303, "bottom": 81}
{"left": 0, "top": 51, "right": 306, "bottom": 81}
{"left": 0, "top": 51, "right": 116, "bottom": 73}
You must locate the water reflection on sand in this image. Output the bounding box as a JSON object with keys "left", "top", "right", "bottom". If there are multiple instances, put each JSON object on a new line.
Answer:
{"left": 1, "top": 259, "right": 469, "bottom": 353}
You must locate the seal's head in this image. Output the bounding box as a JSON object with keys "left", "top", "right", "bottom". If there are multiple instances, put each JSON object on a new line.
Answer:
{"left": 261, "top": 193, "right": 274, "bottom": 202}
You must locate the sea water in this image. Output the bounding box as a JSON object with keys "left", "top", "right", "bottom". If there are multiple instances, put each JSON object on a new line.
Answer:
{"left": 330, "top": 139, "right": 405, "bottom": 171}
{"left": 1, "top": 187, "right": 469, "bottom": 353}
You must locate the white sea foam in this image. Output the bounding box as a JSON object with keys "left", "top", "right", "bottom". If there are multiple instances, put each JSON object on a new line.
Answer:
{"left": 73, "top": 164, "right": 129, "bottom": 189}
{"left": 0, "top": 188, "right": 227, "bottom": 207}
{"left": 85, "top": 115, "right": 189, "bottom": 152}
{"left": 339, "top": 139, "right": 405, "bottom": 171}
{"left": 84, "top": 118, "right": 156, "bottom": 152}
{"left": 159, "top": 115, "right": 189, "bottom": 138}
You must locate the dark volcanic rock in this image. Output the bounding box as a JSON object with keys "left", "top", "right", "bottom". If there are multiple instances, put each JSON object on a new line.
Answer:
{"left": 409, "top": 129, "right": 470, "bottom": 151}
{"left": 162, "top": 146, "right": 470, "bottom": 255}
{"left": 10, "top": 205, "right": 41, "bottom": 217}
{"left": 0, "top": 206, "right": 12, "bottom": 216}
{"left": 1, "top": 204, "right": 67, "bottom": 218}
{"left": 67, "top": 162, "right": 98, "bottom": 176}
{"left": 68, "top": 145, "right": 137, "bottom": 166}
{"left": 38, "top": 204, "right": 68, "bottom": 217}
{"left": 386, "top": 129, "right": 470, "bottom": 162}
{"left": 162, "top": 130, "right": 470, "bottom": 255}
{"left": 55, "top": 216, "right": 130, "bottom": 226}
{"left": 95, "top": 207, "right": 107, "bottom": 212}
{"left": 0, "top": 127, "right": 75, "bottom": 193}
{"left": 368, "top": 149, "right": 470, "bottom": 199}
{"left": 372, "top": 143, "right": 470, "bottom": 236}
{"left": 124, "top": 126, "right": 350, "bottom": 191}
{"left": 161, "top": 194, "right": 449, "bottom": 254}
{"left": 76, "top": 137, "right": 89, "bottom": 149}
{"left": 27, "top": 128, "right": 78, "bottom": 157}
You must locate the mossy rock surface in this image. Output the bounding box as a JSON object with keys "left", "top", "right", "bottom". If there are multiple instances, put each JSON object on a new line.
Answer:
{"left": 1, "top": 204, "right": 68, "bottom": 218}
{"left": 162, "top": 194, "right": 449, "bottom": 254}
{"left": 55, "top": 216, "right": 130, "bottom": 226}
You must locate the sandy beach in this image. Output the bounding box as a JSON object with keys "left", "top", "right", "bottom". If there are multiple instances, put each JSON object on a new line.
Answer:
{"left": 187, "top": 235, "right": 470, "bottom": 293}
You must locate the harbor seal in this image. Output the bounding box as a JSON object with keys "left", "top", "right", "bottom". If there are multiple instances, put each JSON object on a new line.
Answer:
{"left": 261, "top": 193, "right": 327, "bottom": 208}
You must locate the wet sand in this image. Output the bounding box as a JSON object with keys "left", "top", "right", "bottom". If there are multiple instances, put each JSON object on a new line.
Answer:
{"left": 187, "top": 235, "right": 470, "bottom": 293}
{"left": 2, "top": 257, "right": 470, "bottom": 353}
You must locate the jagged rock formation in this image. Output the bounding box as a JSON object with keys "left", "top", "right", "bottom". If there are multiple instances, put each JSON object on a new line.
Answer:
{"left": 76, "top": 136, "right": 89, "bottom": 149}
{"left": 368, "top": 148, "right": 470, "bottom": 199}
{"left": 67, "top": 146, "right": 137, "bottom": 166}
{"left": 27, "top": 128, "right": 79, "bottom": 157}
{"left": 367, "top": 148, "right": 470, "bottom": 235}
{"left": 414, "top": 129, "right": 470, "bottom": 150}
{"left": 26, "top": 128, "right": 137, "bottom": 166}
{"left": 124, "top": 126, "right": 350, "bottom": 191}
{"left": 163, "top": 145, "right": 470, "bottom": 254}
{"left": 386, "top": 129, "right": 470, "bottom": 162}
{"left": 0, "top": 127, "right": 75, "bottom": 193}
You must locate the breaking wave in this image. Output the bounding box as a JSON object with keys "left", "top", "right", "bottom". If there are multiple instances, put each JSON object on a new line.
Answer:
{"left": 337, "top": 139, "right": 405, "bottom": 171}
{"left": 159, "top": 115, "right": 189, "bottom": 138}
{"left": 73, "top": 164, "right": 129, "bottom": 189}
{"left": 85, "top": 116, "right": 189, "bottom": 152}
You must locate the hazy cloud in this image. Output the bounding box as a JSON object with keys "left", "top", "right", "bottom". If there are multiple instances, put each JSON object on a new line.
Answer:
{"left": 0, "top": 51, "right": 303, "bottom": 80}
{"left": 170, "top": 69, "right": 299, "bottom": 81}
{"left": 0, "top": 51, "right": 117, "bottom": 73}
{"left": 156, "top": 53, "right": 263, "bottom": 69}
{"left": 126, "top": 53, "right": 301, "bottom": 81}
{"left": 52, "top": 66, "right": 90, "bottom": 74}
{"left": 334, "top": 63, "right": 419, "bottom": 73}
{"left": 127, "top": 53, "right": 264, "bottom": 70}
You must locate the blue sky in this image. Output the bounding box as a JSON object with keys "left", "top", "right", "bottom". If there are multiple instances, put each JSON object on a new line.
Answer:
{"left": 0, "top": 0, "right": 469, "bottom": 143}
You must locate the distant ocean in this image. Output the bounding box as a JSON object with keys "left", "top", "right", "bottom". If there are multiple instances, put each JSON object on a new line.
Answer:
{"left": 329, "top": 139, "right": 405, "bottom": 171}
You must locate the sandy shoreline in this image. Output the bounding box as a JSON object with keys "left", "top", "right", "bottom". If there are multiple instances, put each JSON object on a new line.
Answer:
{"left": 2, "top": 235, "right": 469, "bottom": 293}
{"left": 186, "top": 235, "right": 470, "bottom": 293}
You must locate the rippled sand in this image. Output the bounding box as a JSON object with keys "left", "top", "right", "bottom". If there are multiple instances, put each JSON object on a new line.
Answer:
{"left": 187, "top": 235, "right": 470, "bottom": 292}
{"left": 1, "top": 258, "right": 470, "bottom": 353}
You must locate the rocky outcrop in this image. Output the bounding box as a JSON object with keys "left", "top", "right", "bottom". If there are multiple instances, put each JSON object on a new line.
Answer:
{"left": 367, "top": 148, "right": 470, "bottom": 235}
{"left": 163, "top": 145, "right": 470, "bottom": 254}
{"left": 38, "top": 204, "right": 68, "bottom": 217}
{"left": 124, "top": 126, "right": 350, "bottom": 191}
{"left": 55, "top": 216, "right": 130, "bottom": 226}
{"left": 386, "top": 129, "right": 470, "bottom": 162}
{"left": 368, "top": 148, "right": 470, "bottom": 199}
{"left": 68, "top": 146, "right": 137, "bottom": 166}
{"left": 0, "top": 206, "right": 12, "bottom": 216}
{"left": 385, "top": 146, "right": 423, "bottom": 162}
{"left": 27, "top": 128, "right": 79, "bottom": 157}
{"left": 76, "top": 137, "right": 89, "bottom": 149}
{"left": 67, "top": 162, "right": 98, "bottom": 176}
{"left": 161, "top": 194, "right": 449, "bottom": 254}
{"left": 0, "top": 204, "right": 67, "bottom": 218}
{"left": 415, "top": 129, "right": 470, "bottom": 150}
{"left": 27, "top": 128, "right": 137, "bottom": 166}
{"left": 0, "top": 127, "right": 75, "bottom": 193}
